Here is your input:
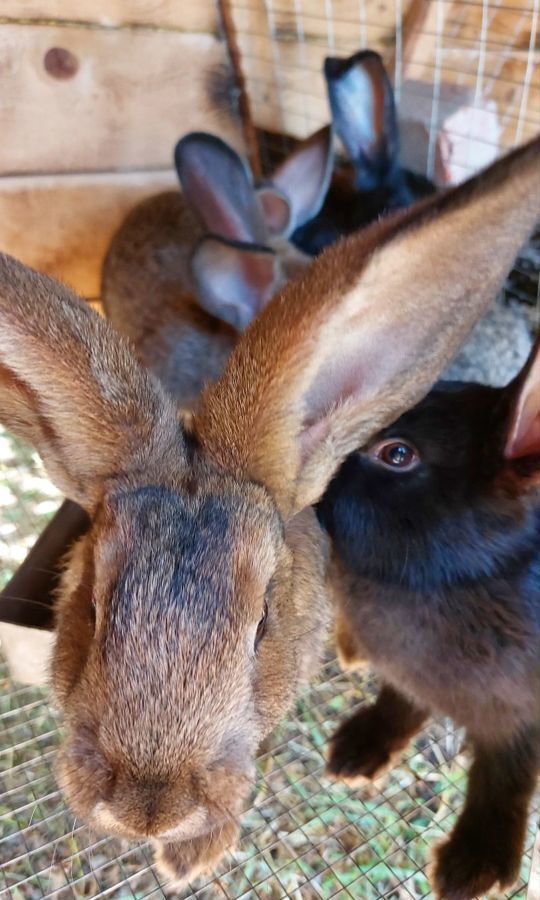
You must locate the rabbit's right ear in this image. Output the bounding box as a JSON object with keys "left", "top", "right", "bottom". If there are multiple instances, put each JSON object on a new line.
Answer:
{"left": 505, "top": 339, "right": 540, "bottom": 461}
{"left": 258, "top": 127, "right": 334, "bottom": 236}
{"left": 0, "top": 255, "right": 180, "bottom": 509}
{"left": 191, "top": 237, "right": 278, "bottom": 331}
{"left": 324, "top": 50, "right": 398, "bottom": 188}
{"left": 175, "top": 132, "right": 268, "bottom": 244}
{"left": 196, "top": 137, "right": 540, "bottom": 518}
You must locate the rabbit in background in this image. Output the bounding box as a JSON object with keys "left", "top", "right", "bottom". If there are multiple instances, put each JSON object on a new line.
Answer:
{"left": 104, "top": 127, "right": 334, "bottom": 408}
{"left": 318, "top": 331, "right": 540, "bottom": 898}
{"left": 290, "top": 49, "right": 436, "bottom": 257}
{"left": 0, "top": 137, "right": 537, "bottom": 886}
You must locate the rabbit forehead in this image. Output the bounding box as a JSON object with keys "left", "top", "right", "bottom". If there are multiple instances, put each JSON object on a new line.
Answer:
{"left": 59, "top": 484, "right": 285, "bottom": 761}
{"left": 97, "top": 483, "right": 282, "bottom": 631}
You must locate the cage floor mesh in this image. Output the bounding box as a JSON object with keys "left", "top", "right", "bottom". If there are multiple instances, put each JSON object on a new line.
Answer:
{"left": 1, "top": 651, "right": 538, "bottom": 900}
{"left": 1, "top": 327, "right": 540, "bottom": 900}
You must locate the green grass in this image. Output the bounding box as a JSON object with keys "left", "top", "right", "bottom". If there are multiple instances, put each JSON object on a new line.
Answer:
{"left": 0, "top": 426, "right": 61, "bottom": 589}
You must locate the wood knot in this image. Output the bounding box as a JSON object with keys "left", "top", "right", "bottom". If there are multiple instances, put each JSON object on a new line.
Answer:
{"left": 44, "top": 47, "right": 79, "bottom": 80}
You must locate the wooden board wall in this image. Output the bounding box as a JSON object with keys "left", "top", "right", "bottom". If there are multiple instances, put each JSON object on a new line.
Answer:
{"left": 0, "top": 3, "right": 244, "bottom": 295}
{"left": 229, "top": 0, "right": 539, "bottom": 180}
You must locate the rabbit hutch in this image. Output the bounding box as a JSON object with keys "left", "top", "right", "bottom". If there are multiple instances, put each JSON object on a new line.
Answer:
{"left": 0, "top": 0, "right": 539, "bottom": 898}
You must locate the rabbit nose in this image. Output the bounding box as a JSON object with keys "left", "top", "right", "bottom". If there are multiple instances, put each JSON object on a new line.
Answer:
{"left": 97, "top": 779, "right": 208, "bottom": 839}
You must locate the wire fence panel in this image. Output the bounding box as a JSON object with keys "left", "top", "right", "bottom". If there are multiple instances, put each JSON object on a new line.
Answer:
{"left": 1, "top": 647, "right": 539, "bottom": 898}
{"left": 232, "top": 0, "right": 539, "bottom": 183}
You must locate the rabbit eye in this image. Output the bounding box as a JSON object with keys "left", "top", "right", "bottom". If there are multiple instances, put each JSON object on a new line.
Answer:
{"left": 370, "top": 439, "right": 419, "bottom": 471}
{"left": 255, "top": 600, "right": 268, "bottom": 651}
{"left": 89, "top": 596, "right": 96, "bottom": 628}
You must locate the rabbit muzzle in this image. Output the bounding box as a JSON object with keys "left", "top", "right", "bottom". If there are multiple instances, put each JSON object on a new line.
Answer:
{"left": 57, "top": 729, "right": 254, "bottom": 840}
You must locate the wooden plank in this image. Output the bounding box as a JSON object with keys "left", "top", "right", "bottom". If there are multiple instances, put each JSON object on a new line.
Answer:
{"left": 0, "top": 170, "right": 178, "bottom": 296}
{"left": 0, "top": 2, "right": 218, "bottom": 33}
{"left": 0, "top": 24, "right": 243, "bottom": 174}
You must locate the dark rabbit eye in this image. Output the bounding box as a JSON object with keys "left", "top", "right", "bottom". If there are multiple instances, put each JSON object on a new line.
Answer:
{"left": 255, "top": 600, "right": 268, "bottom": 651}
{"left": 371, "top": 439, "right": 419, "bottom": 471}
{"left": 89, "top": 596, "right": 97, "bottom": 628}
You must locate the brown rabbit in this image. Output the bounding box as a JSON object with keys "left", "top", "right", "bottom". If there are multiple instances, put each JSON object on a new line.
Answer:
{"left": 104, "top": 128, "right": 333, "bottom": 407}
{"left": 0, "top": 136, "right": 538, "bottom": 888}
{"left": 0, "top": 127, "right": 333, "bottom": 645}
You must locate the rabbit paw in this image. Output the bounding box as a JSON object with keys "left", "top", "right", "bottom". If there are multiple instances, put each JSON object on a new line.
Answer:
{"left": 432, "top": 823, "right": 520, "bottom": 900}
{"left": 154, "top": 820, "right": 239, "bottom": 888}
{"left": 326, "top": 708, "right": 395, "bottom": 784}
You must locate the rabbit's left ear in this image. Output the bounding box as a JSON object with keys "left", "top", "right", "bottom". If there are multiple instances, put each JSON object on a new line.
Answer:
{"left": 505, "top": 340, "right": 540, "bottom": 460}
{"left": 324, "top": 50, "right": 398, "bottom": 188}
{"left": 175, "top": 132, "right": 268, "bottom": 244}
{"left": 258, "top": 127, "right": 334, "bottom": 236}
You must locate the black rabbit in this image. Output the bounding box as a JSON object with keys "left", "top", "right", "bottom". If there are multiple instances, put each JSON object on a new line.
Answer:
{"left": 317, "top": 341, "right": 540, "bottom": 899}
{"left": 292, "top": 50, "right": 436, "bottom": 255}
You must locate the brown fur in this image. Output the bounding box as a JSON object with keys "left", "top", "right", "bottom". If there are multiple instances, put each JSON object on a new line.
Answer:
{"left": 101, "top": 192, "right": 236, "bottom": 408}
{"left": 0, "top": 135, "right": 538, "bottom": 888}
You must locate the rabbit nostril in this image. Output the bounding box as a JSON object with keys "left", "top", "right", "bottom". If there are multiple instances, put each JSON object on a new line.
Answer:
{"left": 95, "top": 782, "right": 210, "bottom": 841}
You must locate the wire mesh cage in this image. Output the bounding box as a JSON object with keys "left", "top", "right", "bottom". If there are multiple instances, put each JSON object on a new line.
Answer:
{"left": 2, "top": 631, "right": 538, "bottom": 900}
{"left": 1, "top": 0, "right": 540, "bottom": 897}
{"left": 1, "top": 440, "right": 540, "bottom": 895}
{"left": 232, "top": 0, "right": 539, "bottom": 182}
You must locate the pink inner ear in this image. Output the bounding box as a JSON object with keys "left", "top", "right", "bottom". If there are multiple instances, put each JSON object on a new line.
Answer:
{"left": 258, "top": 188, "right": 291, "bottom": 236}
{"left": 197, "top": 181, "right": 250, "bottom": 241}
{"left": 506, "top": 394, "right": 540, "bottom": 458}
{"left": 505, "top": 350, "right": 540, "bottom": 459}
{"left": 270, "top": 127, "right": 332, "bottom": 228}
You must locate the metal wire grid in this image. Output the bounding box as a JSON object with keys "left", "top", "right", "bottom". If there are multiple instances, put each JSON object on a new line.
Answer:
{"left": 230, "top": 0, "right": 539, "bottom": 183}
{"left": 1, "top": 649, "right": 539, "bottom": 900}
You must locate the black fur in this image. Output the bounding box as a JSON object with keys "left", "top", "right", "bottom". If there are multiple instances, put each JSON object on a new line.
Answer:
{"left": 317, "top": 378, "right": 540, "bottom": 899}
{"left": 293, "top": 168, "right": 435, "bottom": 257}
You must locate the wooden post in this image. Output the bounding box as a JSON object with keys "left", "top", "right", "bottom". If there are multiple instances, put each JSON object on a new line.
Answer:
{"left": 386, "top": 0, "right": 432, "bottom": 88}
{"left": 218, "top": 0, "right": 262, "bottom": 178}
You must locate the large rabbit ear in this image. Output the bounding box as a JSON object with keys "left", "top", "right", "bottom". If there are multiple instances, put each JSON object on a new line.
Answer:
{"left": 0, "top": 255, "right": 180, "bottom": 509}
{"left": 174, "top": 132, "right": 268, "bottom": 244}
{"left": 196, "top": 137, "right": 540, "bottom": 518}
{"left": 324, "top": 50, "right": 398, "bottom": 188}
{"left": 191, "top": 237, "right": 279, "bottom": 331}
{"left": 258, "top": 127, "right": 334, "bottom": 236}
{"left": 505, "top": 339, "right": 540, "bottom": 461}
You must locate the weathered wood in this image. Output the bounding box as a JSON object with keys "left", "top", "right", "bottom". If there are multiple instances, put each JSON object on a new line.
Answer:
{"left": 0, "top": 2, "right": 218, "bottom": 33}
{"left": 0, "top": 170, "right": 178, "bottom": 296}
{"left": 385, "top": 0, "right": 430, "bottom": 88}
{"left": 0, "top": 24, "right": 243, "bottom": 174}
{"left": 218, "top": 0, "right": 262, "bottom": 177}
